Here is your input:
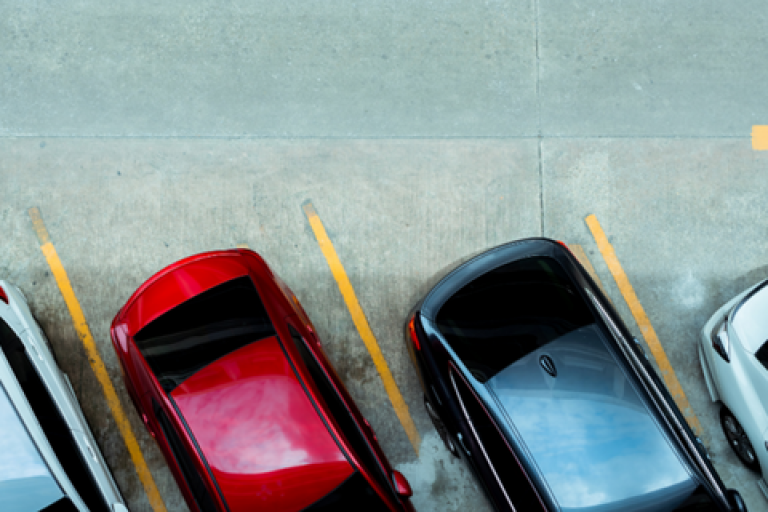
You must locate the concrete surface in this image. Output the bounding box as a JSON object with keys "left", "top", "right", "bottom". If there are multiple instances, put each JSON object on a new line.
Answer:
{"left": 539, "top": 2, "right": 768, "bottom": 136}
{"left": 1, "top": 0, "right": 537, "bottom": 137}
{"left": 2, "top": 1, "right": 768, "bottom": 511}
{"left": 398, "top": 431, "right": 492, "bottom": 512}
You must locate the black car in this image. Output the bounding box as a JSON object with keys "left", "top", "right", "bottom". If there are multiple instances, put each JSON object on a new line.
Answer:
{"left": 405, "top": 238, "right": 747, "bottom": 512}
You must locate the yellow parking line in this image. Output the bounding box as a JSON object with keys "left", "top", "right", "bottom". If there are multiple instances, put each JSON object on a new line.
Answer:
{"left": 28, "top": 208, "right": 168, "bottom": 512}
{"left": 752, "top": 125, "right": 768, "bottom": 150}
{"left": 302, "top": 202, "right": 421, "bottom": 455}
{"left": 585, "top": 214, "right": 703, "bottom": 436}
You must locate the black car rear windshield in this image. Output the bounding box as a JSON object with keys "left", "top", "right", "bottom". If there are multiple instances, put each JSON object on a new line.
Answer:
{"left": 435, "top": 256, "right": 594, "bottom": 383}
{"left": 135, "top": 276, "right": 275, "bottom": 393}
{"left": 303, "top": 471, "right": 392, "bottom": 512}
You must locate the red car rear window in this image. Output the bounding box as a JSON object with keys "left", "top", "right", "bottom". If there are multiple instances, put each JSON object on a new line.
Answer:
{"left": 303, "top": 472, "right": 392, "bottom": 511}
{"left": 135, "top": 276, "right": 275, "bottom": 393}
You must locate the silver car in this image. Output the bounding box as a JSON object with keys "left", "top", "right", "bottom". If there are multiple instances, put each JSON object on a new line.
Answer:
{"left": 699, "top": 278, "right": 768, "bottom": 500}
{"left": 0, "top": 281, "right": 127, "bottom": 512}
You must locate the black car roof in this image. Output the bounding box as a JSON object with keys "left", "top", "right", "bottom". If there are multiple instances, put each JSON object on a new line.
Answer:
{"left": 485, "top": 323, "right": 698, "bottom": 510}
{"left": 416, "top": 238, "right": 728, "bottom": 511}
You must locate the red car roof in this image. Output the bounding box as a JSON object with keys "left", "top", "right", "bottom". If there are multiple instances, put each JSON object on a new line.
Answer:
{"left": 115, "top": 251, "right": 357, "bottom": 511}
{"left": 171, "top": 335, "right": 354, "bottom": 512}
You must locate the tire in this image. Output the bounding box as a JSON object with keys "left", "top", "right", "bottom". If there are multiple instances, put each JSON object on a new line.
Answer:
{"left": 425, "top": 396, "right": 459, "bottom": 458}
{"left": 720, "top": 408, "right": 761, "bottom": 472}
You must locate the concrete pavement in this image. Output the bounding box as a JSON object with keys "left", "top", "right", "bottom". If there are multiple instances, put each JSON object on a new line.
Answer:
{"left": 2, "top": 1, "right": 768, "bottom": 511}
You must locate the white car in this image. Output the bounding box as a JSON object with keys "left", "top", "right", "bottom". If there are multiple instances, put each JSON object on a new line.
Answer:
{"left": 0, "top": 281, "right": 128, "bottom": 512}
{"left": 699, "top": 278, "right": 768, "bottom": 499}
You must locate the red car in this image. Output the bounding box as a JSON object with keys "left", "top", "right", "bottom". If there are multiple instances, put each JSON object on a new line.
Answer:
{"left": 111, "top": 250, "right": 415, "bottom": 512}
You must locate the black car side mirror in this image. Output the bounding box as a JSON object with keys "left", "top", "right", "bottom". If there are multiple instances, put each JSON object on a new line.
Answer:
{"left": 726, "top": 489, "right": 747, "bottom": 512}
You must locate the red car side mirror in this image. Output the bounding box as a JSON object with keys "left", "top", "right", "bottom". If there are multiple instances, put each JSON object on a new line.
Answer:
{"left": 141, "top": 413, "right": 155, "bottom": 438}
{"left": 391, "top": 470, "right": 413, "bottom": 498}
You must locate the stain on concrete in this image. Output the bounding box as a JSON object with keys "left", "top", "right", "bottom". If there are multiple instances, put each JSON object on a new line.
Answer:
{"left": 397, "top": 431, "right": 493, "bottom": 512}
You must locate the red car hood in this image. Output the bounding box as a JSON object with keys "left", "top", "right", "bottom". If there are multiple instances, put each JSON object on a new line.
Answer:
{"left": 171, "top": 335, "right": 353, "bottom": 512}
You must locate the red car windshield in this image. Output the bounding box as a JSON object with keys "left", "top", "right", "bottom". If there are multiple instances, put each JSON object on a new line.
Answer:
{"left": 134, "top": 276, "right": 275, "bottom": 393}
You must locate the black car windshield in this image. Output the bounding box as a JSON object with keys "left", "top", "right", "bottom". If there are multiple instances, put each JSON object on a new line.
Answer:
{"left": 135, "top": 276, "right": 276, "bottom": 393}
{"left": 435, "top": 256, "right": 594, "bottom": 383}
{"left": 303, "top": 471, "right": 392, "bottom": 511}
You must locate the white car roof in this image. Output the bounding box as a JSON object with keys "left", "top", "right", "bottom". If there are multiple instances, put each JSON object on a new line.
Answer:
{"left": 731, "top": 280, "right": 768, "bottom": 354}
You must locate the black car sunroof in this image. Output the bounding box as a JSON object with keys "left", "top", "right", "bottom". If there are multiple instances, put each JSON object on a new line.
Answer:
{"left": 135, "top": 276, "right": 276, "bottom": 393}
{"left": 435, "top": 256, "right": 594, "bottom": 383}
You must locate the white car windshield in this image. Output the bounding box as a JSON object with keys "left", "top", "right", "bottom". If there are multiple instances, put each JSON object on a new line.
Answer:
{"left": 0, "top": 383, "right": 65, "bottom": 511}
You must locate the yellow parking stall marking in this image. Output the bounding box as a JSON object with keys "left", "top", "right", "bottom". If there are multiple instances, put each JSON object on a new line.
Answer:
{"left": 585, "top": 214, "right": 703, "bottom": 437}
{"left": 28, "top": 208, "right": 168, "bottom": 512}
{"left": 752, "top": 125, "right": 768, "bottom": 150}
{"left": 302, "top": 202, "right": 421, "bottom": 455}
{"left": 568, "top": 244, "right": 611, "bottom": 303}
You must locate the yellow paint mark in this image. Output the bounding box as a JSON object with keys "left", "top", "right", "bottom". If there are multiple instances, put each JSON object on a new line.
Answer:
{"left": 585, "top": 214, "right": 703, "bottom": 436}
{"left": 752, "top": 125, "right": 768, "bottom": 150}
{"left": 236, "top": 243, "right": 249, "bottom": 249}
{"left": 302, "top": 202, "right": 421, "bottom": 454}
{"left": 28, "top": 207, "right": 51, "bottom": 244}
{"left": 28, "top": 208, "right": 168, "bottom": 512}
{"left": 569, "top": 244, "right": 611, "bottom": 303}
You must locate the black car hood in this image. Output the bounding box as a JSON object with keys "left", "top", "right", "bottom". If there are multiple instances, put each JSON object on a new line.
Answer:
{"left": 485, "top": 324, "right": 696, "bottom": 511}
